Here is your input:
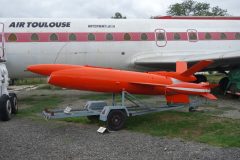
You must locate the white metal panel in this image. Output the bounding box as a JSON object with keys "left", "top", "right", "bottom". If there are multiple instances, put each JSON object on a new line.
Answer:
{"left": 0, "top": 23, "right": 4, "bottom": 59}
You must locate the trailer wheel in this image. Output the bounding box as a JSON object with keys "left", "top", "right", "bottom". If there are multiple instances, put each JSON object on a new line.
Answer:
{"left": 107, "top": 110, "right": 126, "bottom": 131}
{"left": 0, "top": 94, "right": 12, "bottom": 121}
{"left": 9, "top": 93, "right": 18, "bottom": 114}
{"left": 87, "top": 115, "right": 99, "bottom": 121}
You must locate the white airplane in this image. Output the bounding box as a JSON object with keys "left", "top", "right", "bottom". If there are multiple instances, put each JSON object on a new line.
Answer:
{"left": 0, "top": 16, "right": 239, "bottom": 121}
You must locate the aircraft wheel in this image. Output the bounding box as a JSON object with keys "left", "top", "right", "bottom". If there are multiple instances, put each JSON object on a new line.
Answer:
{"left": 0, "top": 94, "right": 12, "bottom": 121}
{"left": 219, "top": 77, "right": 229, "bottom": 91}
{"left": 9, "top": 93, "right": 18, "bottom": 114}
{"left": 87, "top": 115, "right": 99, "bottom": 121}
{"left": 194, "top": 75, "right": 207, "bottom": 83}
{"left": 107, "top": 110, "right": 126, "bottom": 131}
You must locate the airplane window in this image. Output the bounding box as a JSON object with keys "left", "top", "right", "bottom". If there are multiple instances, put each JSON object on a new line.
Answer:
{"left": 205, "top": 33, "right": 212, "bottom": 40}
{"left": 124, "top": 33, "right": 131, "bottom": 40}
{"left": 8, "top": 33, "right": 17, "bottom": 42}
{"left": 88, "top": 33, "right": 95, "bottom": 41}
{"left": 220, "top": 33, "right": 227, "bottom": 40}
{"left": 141, "top": 33, "right": 148, "bottom": 40}
{"left": 157, "top": 32, "right": 165, "bottom": 41}
{"left": 50, "top": 33, "right": 58, "bottom": 41}
{"left": 235, "top": 33, "right": 240, "bottom": 40}
{"left": 174, "top": 33, "right": 181, "bottom": 40}
{"left": 189, "top": 32, "right": 197, "bottom": 41}
{"left": 69, "top": 33, "right": 77, "bottom": 41}
{"left": 31, "top": 33, "right": 39, "bottom": 41}
{"left": 106, "top": 33, "right": 113, "bottom": 41}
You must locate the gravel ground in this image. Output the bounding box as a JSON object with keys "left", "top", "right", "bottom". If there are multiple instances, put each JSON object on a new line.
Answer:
{"left": 0, "top": 118, "right": 240, "bottom": 160}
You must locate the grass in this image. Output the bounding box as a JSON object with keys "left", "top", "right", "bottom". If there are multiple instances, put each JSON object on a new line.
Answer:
{"left": 17, "top": 95, "right": 63, "bottom": 118}
{"left": 14, "top": 78, "right": 47, "bottom": 85}
{"left": 125, "top": 111, "right": 240, "bottom": 147}
{"left": 36, "top": 84, "right": 62, "bottom": 90}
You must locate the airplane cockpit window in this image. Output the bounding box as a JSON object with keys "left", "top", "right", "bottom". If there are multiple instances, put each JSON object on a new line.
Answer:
{"left": 124, "top": 33, "right": 131, "bottom": 40}
{"left": 174, "top": 33, "right": 181, "bottom": 40}
{"left": 205, "top": 33, "right": 212, "bottom": 40}
{"left": 88, "top": 33, "right": 95, "bottom": 41}
{"left": 220, "top": 33, "right": 227, "bottom": 40}
{"left": 31, "top": 33, "right": 39, "bottom": 41}
{"left": 141, "top": 33, "right": 148, "bottom": 40}
{"left": 106, "top": 33, "right": 113, "bottom": 41}
{"left": 69, "top": 33, "right": 77, "bottom": 41}
{"left": 8, "top": 33, "right": 17, "bottom": 42}
{"left": 50, "top": 33, "right": 58, "bottom": 41}
{"left": 157, "top": 32, "right": 165, "bottom": 41}
{"left": 189, "top": 32, "right": 197, "bottom": 41}
{"left": 235, "top": 33, "right": 240, "bottom": 40}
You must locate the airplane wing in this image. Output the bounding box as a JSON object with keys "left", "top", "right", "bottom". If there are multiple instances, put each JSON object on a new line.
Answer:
{"left": 134, "top": 50, "right": 240, "bottom": 71}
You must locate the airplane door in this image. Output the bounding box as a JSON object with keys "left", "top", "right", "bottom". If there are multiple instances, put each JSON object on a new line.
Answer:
{"left": 187, "top": 29, "right": 198, "bottom": 42}
{"left": 0, "top": 23, "right": 5, "bottom": 60}
{"left": 155, "top": 29, "right": 167, "bottom": 47}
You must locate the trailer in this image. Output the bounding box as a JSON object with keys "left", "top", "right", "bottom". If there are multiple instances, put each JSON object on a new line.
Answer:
{"left": 42, "top": 91, "right": 205, "bottom": 131}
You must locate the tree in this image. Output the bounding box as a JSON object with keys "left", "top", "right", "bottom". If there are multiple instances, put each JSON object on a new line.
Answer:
{"left": 111, "top": 12, "right": 126, "bottom": 19}
{"left": 167, "top": 0, "right": 228, "bottom": 16}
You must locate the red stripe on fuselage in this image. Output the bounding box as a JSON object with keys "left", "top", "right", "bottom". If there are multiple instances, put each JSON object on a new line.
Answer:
{"left": 1, "top": 32, "right": 240, "bottom": 42}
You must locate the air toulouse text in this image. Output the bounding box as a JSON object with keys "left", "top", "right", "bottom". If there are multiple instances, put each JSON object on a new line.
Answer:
{"left": 9, "top": 22, "right": 71, "bottom": 28}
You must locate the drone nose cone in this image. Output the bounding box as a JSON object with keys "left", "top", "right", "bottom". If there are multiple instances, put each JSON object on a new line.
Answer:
{"left": 27, "top": 64, "right": 53, "bottom": 76}
{"left": 27, "top": 64, "right": 82, "bottom": 76}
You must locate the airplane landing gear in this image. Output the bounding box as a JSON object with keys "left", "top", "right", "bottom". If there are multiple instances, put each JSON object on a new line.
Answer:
{"left": 9, "top": 93, "right": 18, "bottom": 114}
{"left": 0, "top": 94, "right": 12, "bottom": 121}
{"left": 0, "top": 63, "right": 18, "bottom": 121}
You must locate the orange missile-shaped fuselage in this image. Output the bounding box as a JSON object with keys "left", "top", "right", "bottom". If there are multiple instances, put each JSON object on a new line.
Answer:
{"left": 27, "top": 61, "right": 217, "bottom": 104}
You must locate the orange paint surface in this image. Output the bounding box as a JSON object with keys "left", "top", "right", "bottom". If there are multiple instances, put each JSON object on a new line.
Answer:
{"left": 27, "top": 61, "right": 217, "bottom": 104}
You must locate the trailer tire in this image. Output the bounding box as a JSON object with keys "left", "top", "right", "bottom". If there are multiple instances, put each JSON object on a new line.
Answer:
{"left": 0, "top": 94, "right": 12, "bottom": 121}
{"left": 107, "top": 110, "right": 126, "bottom": 131}
{"left": 9, "top": 93, "right": 18, "bottom": 114}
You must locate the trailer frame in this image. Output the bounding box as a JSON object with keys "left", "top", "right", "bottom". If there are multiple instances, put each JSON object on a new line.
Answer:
{"left": 42, "top": 91, "right": 203, "bottom": 131}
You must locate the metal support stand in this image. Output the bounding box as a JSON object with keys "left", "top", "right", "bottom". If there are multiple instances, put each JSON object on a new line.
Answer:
{"left": 121, "top": 91, "right": 125, "bottom": 106}
{"left": 112, "top": 93, "right": 115, "bottom": 106}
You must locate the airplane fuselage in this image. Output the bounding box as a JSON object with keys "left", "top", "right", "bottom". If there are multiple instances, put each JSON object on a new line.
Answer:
{"left": 0, "top": 17, "right": 239, "bottom": 78}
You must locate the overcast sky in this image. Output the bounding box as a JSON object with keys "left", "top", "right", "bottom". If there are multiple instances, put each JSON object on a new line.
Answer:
{"left": 1, "top": 0, "right": 239, "bottom": 18}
